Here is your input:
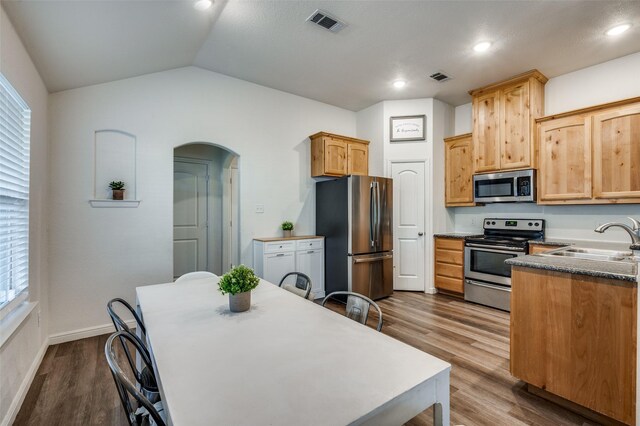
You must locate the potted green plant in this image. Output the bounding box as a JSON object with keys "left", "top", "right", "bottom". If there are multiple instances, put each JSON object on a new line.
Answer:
{"left": 109, "top": 181, "right": 126, "bottom": 200}
{"left": 218, "top": 265, "right": 261, "bottom": 312}
{"left": 281, "top": 221, "right": 294, "bottom": 238}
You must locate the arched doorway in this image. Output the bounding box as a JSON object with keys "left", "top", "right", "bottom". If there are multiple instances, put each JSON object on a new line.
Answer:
{"left": 173, "top": 143, "right": 240, "bottom": 279}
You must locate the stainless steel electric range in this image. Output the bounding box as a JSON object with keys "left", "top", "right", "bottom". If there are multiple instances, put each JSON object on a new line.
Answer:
{"left": 464, "top": 218, "right": 545, "bottom": 311}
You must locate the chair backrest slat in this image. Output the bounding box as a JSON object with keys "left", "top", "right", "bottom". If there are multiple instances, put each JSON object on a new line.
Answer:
{"left": 322, "top": 291, "right": 383, "bottom": 332}
{"left": 279, "top": 272, "right": 313, "bottom": 300}
{"left": 175, "top": 271, "right": 217, "bottom": 283}
{"left": 105, "top": 332, "right": 166, "bottom": 426}
{"left": 107, "top": 298, "right": 150, "bottom": 382}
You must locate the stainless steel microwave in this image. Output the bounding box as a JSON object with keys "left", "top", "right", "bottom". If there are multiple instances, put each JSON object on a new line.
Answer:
{"left": 473, "top": 169, "right": 536, "bottom": 203}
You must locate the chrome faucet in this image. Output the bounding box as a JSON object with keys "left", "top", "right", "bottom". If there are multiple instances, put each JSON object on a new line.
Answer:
{"left": 594, "top": 217, "right": 640, "bottom": 246}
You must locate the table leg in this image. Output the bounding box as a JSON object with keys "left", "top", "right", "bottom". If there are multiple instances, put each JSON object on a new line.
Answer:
{"left": 433, "top": 403, "right": 443, "bottom": 425}
{"left": 432, "top": 372, "right": 450, "bottom": 426}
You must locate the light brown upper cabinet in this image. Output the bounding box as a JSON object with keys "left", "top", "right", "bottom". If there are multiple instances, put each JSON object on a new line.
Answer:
{"left": 538, "top": 115, "right": 592, "bottom": 202}
{"left": 347, "top": 142, "right": 369, "bottom": 175}
{"left": 310, "top": 132, "right": 369, "bottom": 178}
{"left": 536, "top": 97, "right": 640, "bottom": 205}
{"left": 470, "top": 70, "right": 547, "bottom": 173}
{"left": 444, "top": 133, "right": 475, "bottom": 206}
{"left": 592, "top": 103, "right": 640, "bottom": 200}
{"left": 472, "top": 91, "right": 501, "bottom": 172}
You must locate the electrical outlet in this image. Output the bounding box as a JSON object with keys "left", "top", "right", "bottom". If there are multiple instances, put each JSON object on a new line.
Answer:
{"left": 470, "top": 217, "right": 477, "bottom": 227}
{"left": 255, "top": 204, "right": 264, "bottom": 214}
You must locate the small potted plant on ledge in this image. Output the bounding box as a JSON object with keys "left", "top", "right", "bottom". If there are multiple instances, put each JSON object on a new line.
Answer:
{"left": 281, "top": 221, "right": 294, "bottom": 238}
{"left": 218, "top": 265, "right": 261, "bottom": 312}
{"left": 109, "top": 181, "right": 126, "bottom": 200}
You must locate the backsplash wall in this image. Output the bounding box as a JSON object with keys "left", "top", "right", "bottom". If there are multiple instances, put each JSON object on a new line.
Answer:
{"left": 453, "top": 203, "right": 640, "bottom": 243}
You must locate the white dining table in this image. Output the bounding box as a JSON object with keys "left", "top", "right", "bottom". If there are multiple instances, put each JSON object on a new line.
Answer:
{"left": 136, "top": 277, "right": 451, "bottom": 425}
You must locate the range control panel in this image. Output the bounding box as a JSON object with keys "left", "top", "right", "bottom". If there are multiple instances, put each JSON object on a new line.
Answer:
{"left": 483, "top": 218, "right": 544, "bottom": 231}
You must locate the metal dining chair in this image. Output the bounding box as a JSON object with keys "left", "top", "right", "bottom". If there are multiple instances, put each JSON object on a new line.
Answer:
{"left": 174, "top": 271, "right": 217, "bottom": 283}
{"left": 105, "top": 332, "right": 166, "bottom": 426}
{"left": 107, "top": 298, "right": 158, "bottom": 400}
{"left": 278, "top": 272, "right": 313, "bottom": 299}
{"left": 322, "top": 291, "right": 384, "bottom": 331}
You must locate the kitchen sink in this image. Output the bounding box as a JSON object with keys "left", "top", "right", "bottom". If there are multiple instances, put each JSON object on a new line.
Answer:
{"left": 540, "top": 247, "right": 636, "bottom": 263}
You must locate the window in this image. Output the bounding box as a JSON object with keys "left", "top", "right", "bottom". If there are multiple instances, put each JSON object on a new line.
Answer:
{"left": 0, "top": 73, "right": 30, "bottom": 311}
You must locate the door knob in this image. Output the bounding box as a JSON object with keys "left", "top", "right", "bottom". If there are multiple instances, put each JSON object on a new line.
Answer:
{"left": 418, "top": 232, "right": 424, "bottom": 236}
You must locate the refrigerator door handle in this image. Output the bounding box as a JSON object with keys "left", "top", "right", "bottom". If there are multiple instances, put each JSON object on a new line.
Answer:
{"left": 369, "top": 182, "right": 375, "bottom": 248}
{"left": 375, "top": 181, "right": 381, "bottom": 248}
{"left": 353, "top": 254, "right": 393, "bottom": 263}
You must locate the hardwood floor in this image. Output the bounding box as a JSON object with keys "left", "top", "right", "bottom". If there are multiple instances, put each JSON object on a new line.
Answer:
{"left": 15, "top": 292, "right": 595, "bottom": 425}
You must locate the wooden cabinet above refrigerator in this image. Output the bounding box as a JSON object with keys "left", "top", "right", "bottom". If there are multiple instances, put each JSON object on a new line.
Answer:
{"left": 310, "top": 132, "right": 369, "bottom": 177}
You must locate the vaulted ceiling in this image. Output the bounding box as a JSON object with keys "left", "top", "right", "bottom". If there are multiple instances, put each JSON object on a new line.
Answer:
{"left": 3, "top": 0, "right": 640, "bottom": 111}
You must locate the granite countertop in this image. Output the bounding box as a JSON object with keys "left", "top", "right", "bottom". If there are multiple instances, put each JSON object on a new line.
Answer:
{"left": 506, "top": 240, "right": 638, "bottom": 282}
{"left": 433, "top": 233, "right": 483, "bottom": 239}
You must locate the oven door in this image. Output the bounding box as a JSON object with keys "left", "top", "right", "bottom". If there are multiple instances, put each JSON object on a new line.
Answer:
{"left": 464, "top": 244, "right": 526, "bottom": 286}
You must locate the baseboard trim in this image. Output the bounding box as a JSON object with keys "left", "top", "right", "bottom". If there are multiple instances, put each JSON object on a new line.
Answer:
{"left": 48, "top": 319, "right": 135, "bottom": 345}
{"left": 1, "top": 337, "right": 49, "bottom": 426}
{"left": 424, "top": 287, "right": 437, "bottom": 295}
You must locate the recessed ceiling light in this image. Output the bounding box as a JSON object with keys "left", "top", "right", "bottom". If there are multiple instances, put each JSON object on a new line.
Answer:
{"left": 194, "top": 0, "right": 213, "bottom": 11}
{"left": 473, "top": 41, "right": 492, "bottom": 53}
{"left": 606, "top": 24, "right": 631, "bottom": 36}
{"left": 393, "top": 80, "right": 407, "bottom": 89}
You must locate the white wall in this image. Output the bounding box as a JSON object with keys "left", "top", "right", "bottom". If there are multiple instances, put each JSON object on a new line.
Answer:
{"left": 355, "top": 102, "right": 384, "bottom": 176}
{"left": 452, "top": 51, "right": 640, "bottom": 242}
{"left": 47, "top": 66, "right": 356, "bottom": 336}
{"left": 545, "top": 51, "right": 640, "bottom": 115}
{"left": 358, "top": 98, "right": 454, "bottom": 292}
{"left": 0, "top": 5, "right": 49, "bottom": 425}
{"left": 453, "top": 103, "right": 472, "bottom": 135}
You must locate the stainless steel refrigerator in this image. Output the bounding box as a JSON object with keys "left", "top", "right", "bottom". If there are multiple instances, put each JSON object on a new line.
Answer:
{"left": 316, "top": 175, "right": 393, "bottom": 300}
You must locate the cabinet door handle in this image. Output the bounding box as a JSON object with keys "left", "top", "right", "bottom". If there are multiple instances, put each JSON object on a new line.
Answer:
{"left": 276, "top": 253, "right": 285, "bottom": 257}
{"left": 308, "top": 250, "right": 314, "bottom": 254}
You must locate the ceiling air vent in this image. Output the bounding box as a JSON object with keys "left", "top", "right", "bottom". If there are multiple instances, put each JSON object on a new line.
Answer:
{"left": 306, "top": 9, "right": 346, "bottom": 33}
{"left": 429, "top": 72, "right": 452, "bottom": 82}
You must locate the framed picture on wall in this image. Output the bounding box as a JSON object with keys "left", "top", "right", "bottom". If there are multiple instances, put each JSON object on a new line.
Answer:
{"left": 390, "top": 115, "right": 426, "bottom": 142}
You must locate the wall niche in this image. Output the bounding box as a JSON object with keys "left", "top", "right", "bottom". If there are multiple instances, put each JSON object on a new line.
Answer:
{"left": 89, "top": 129, "right": 140, "bottom": 208}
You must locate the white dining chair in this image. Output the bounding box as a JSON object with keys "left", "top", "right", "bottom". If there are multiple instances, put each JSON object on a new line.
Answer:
{"left": 174, "top": 271, "right": 218, "bottom": 283}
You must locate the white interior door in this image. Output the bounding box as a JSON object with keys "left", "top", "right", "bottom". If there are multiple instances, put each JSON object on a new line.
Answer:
{"left": 390, "top": 161, "right": 425, "bottom": 291}
{"left": 174, "top": 159, "right": 209, "bottom": 279}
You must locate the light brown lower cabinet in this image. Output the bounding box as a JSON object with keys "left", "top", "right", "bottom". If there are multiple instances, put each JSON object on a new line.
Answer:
{"left": 511, "top": 267, "right": 636, "bottom": 425}
{"left": 434, "top": 237, "right": 465, "bottom": 295}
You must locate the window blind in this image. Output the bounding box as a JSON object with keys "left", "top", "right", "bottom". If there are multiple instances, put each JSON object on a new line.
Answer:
{"left": 0, "top": 74, "right": 30, "bottom": 309}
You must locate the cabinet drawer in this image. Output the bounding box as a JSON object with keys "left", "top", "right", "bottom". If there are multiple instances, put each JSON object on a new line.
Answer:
{"left": 435, "top": 262, "right": 463, "bottom": 279}
{"left": 296, "top": 239, "right": 324, "bottom": 250}
{"left": 435, "top": 238, "right": 464, "bottom": 252}
{"left": 435, "top": 249, "right": 463, "bottom": 265}
{"left": 434, "top": 275, "right": 464, "bottom": 293}
{"left": 264, "top": 241, "right": 296, "bottom": 253}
